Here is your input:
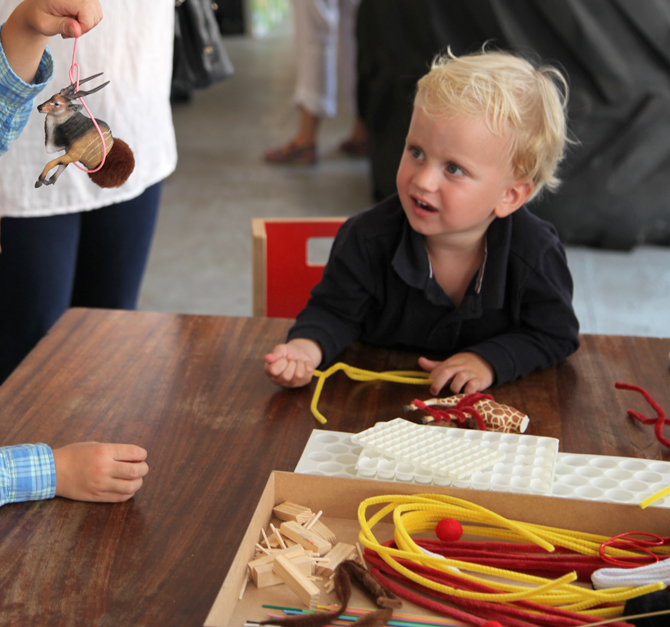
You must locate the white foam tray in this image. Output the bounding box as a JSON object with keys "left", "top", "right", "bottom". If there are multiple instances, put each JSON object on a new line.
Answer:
{"left": 352, "top": 418, "right": 508, "bottom": 481}
{"left": 294, "top": 428, "right": 670, "bottom": 508}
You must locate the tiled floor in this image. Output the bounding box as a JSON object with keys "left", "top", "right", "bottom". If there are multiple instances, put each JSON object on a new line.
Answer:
{"left": 138, "top": 19, "right": 670, "bottom": 338}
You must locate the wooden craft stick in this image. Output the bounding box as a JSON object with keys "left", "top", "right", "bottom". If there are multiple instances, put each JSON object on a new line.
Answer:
{"left": 270, "top": 523, "right": 288, "bottom": 549}
{"left": 238, "top": 573, "right": 249, "bottom": 600}
{"left": 356, "top": 542, "right": 367, "bottom": 569}
{"left": 304, "top": 510, "right": 323, "bottom": 530}
{"left": 255, "top": 543, "right": 272, "bottom": 556}
{"left": 261, "top": 527, "right": 271, "bottom": 548}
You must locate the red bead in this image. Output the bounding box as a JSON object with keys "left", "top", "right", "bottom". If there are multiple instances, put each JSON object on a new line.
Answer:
{"left": 435, "top": 518, "right": 463, "bottom": 541}
{"left": 481, "top": 622, "right": 503, "bottom": 627}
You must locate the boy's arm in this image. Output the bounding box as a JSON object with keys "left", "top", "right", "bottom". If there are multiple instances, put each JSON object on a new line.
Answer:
{"left": 464, "top": 242, "right": 580, "bottom": 386}
{"left": 0, "top": 443, "right": 56, "bottom": 506}
{"left": 0, "top": 22, "right": 53, "bottom": 156}
{"left": 52, "top": 442, "right": 148, "bottom": 502}
{"left": 0, "top": 441, "right": 148, "bottom": 507}
{"left": 287, "top": 218, "right": 377, "bottom": 366}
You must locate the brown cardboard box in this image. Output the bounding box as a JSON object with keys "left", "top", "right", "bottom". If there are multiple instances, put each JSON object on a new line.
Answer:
{"left": 204, "top": 471, "right": 670, "bottom": 627}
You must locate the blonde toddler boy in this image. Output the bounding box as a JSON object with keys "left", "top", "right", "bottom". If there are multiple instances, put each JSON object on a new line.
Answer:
{"left": 265, "top": 49, "right": 580, "bottom": 395}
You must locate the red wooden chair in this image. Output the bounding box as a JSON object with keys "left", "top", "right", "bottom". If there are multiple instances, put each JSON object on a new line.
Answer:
{"left": 252, "top": 217, "right": 345, "bottom": 318}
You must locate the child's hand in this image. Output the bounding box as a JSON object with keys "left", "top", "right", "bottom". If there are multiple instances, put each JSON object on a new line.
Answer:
{"left": 17, "top": 0, "right": 103, "bottom": 39}
{"left": 2, "top": 0, "right": 102, "bottom": 83}
{"left": 264, "top": 339, "right": 322, "bottom": 388}
{"left": 419, "top": 353, "right": 495, "bottom": 396}
{"left": 53, "top": 442, "right": 148, "bottom": 503}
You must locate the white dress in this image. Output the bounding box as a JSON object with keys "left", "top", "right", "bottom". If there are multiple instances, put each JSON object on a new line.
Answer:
{"left": 292, "top": 0, "right": 361, "bottom": 118}
{"left": 0, "top": 0, "right": 177, "bottom": 217}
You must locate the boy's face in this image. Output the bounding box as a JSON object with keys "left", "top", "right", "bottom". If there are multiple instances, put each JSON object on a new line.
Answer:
{"left": 396, "top": 107, "right": 532, "bottom": 245}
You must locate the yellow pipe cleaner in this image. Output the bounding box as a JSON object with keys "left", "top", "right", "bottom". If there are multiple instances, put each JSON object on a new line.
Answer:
{"left": 358, "top": 493, "right": 664, "bottom": 616}
{"left": 311, "top": 363, "right": 432, "bottom": 423}
{"left": 640, "top": 484, "right": 670, "bottom": 509}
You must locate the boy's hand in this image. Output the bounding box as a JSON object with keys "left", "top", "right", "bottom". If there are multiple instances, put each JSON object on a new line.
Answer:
{"left": 53, "top": 442, "right": 148, "bottom": 503}
{"left": 419, "top": 352, "right": 495, "bottom": 396}
{"left": 264, "top": 339, "right": 322, "bottom": 388}
{"left": 16, "top": 0, "right": 103, "bottom": 39}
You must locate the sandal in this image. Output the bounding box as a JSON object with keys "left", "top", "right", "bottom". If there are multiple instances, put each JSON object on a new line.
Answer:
{"left": 339, "top": 138, "right": 369, "bottom": 158}
{"left": 264, "top": 142, "right": 318, "bottom": 165}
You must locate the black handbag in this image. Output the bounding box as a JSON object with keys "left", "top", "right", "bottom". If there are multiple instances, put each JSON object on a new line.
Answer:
{"left": 172, "top": 0, "right": 235, "bottom": 92}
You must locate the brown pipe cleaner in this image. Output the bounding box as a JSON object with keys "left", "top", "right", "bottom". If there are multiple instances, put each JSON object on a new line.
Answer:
{"left": 259, "top": 559, "right": 399, "bottom": 627}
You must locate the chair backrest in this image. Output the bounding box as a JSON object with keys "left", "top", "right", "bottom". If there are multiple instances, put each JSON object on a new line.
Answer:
{"left": 252, "top": 217, "right": 346, "bottom": 318}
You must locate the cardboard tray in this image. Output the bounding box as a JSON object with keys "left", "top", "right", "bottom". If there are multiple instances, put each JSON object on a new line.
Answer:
{"left": 204, "top": 471, "right": 670, "bottom": 627}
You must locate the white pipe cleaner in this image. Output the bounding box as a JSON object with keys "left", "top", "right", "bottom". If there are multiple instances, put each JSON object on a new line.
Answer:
{"left": 592, "top": 558, "right": 670, "bottom": 589}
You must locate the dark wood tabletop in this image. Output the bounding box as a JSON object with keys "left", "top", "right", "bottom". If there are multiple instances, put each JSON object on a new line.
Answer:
{"left": 1, "top": 308, "right": 669, "bottom": 626}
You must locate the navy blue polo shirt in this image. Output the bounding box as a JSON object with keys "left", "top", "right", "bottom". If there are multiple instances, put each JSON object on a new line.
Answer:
{"left": 288, "top": 194, "right": 579, "bottom": 386}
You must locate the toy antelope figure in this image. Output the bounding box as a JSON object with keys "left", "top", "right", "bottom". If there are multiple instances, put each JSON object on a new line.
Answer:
{"left": 35, "top": 73, "right": 134, "bottom": 188}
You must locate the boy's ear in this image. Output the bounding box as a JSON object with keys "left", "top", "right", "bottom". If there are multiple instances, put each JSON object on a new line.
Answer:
{"left": 494, "top": 179, "right": 534, "bottom": 218}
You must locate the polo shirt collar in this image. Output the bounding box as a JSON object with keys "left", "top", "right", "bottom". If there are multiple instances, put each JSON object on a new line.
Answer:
{"left": 392, "top": 212, "right": 513, "bottom": 309}
{"left": 392, "top": 218, "right": 431, "bottom": 290}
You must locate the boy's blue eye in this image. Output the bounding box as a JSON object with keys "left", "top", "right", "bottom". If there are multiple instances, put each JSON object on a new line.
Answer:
{"left": 410, "top": 147, "right": 423, "bottom": 160}
{"left": 446, "top": 163, "right": 464, "bottom": 176}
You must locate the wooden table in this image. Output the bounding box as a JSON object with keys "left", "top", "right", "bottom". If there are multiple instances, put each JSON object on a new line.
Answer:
{"left": 1, "top": 309, "right": 668, "bottom": 626}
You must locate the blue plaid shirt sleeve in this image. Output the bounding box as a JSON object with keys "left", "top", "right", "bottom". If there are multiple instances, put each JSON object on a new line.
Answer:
{"left": 0, "top": 22, "right": 54, "bottom": 157}
{"left": 0, "top": 443, "right": 56, "bottom": 506}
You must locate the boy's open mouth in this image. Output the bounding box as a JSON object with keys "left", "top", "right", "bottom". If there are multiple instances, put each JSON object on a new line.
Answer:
{"left": 412, "top": 196, "right": 438, "bottom": 213}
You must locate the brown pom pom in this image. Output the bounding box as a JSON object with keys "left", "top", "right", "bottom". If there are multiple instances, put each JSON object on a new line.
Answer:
{"left": 87, "top": 137, "right": 135, "bottom": 188}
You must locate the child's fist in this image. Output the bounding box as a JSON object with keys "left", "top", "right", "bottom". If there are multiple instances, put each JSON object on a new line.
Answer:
{"left": 20, "top": 0, "right": 103, "bottom": 39}
{"left": 53, "top": 442, "right": 148, "bottom": 503}
{"left": 419, "top": 352, "right": 495, "bottom": 395}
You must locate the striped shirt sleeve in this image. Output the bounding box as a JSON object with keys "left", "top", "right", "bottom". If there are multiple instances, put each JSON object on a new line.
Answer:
{"left": 0, "top": 443, "right": 56, "bottom": 506}
{"left": 0, "top": 22, "right": 54, "bottom": 157}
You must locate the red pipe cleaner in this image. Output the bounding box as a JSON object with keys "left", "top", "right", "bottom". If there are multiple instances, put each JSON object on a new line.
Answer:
{"left": 411, "top": 393, "right": 492, "bottom": 430}
{"left": 365, "top": 552, "right": 634, "bottom": 627}
{"left": 615, "top": 382, "right": 670, "bottom": 448}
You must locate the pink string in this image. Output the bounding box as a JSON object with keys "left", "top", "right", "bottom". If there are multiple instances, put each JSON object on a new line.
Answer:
{"left": 69, "top": 37, "right": 107, "bottom": 172}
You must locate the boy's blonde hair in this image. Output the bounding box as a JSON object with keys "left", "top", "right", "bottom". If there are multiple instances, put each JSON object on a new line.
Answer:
{"left": 415, "top": 48, "right": 569, "bottom": 201}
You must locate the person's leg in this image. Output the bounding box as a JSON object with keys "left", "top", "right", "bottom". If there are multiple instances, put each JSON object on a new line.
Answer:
{"left": 337, "top": 0, "right": 368, "bottom": 155}
{"left": 294, "top": 0, "right": 340, "bottom": 122}
{"left": 0, "top": 213, "right": 80, "bottom": 383}
{"left": 70, "top": 182, "right": 162, "bottom": 309}
{"left": 265, "top": 0, "right": 339, "bottom": 164}
{"left": 294, "top": 106, "right": 321, "bottom": 147}
{"left": 337, "top": 0, "right": 359, "bottom": 118}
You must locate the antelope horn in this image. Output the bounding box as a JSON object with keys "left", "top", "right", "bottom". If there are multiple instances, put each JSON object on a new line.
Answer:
{"left": 77, "top": 72, "right": 105, "bottom": 85}
{"left": 71, "top": 80, "right": 110, "bottom": 100}
{"left": 59, "top": 73, "right": 109, "bottom": 99}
